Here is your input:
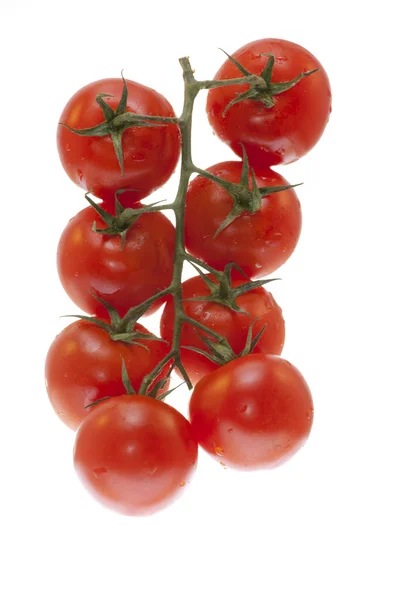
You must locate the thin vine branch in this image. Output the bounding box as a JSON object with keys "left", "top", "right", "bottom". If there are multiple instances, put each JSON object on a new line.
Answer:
{"left": 109, "top": 57, "right": 280, "bottom": 394}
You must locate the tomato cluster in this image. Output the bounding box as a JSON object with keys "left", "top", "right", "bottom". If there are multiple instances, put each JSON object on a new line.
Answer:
{"left": 46, "top": 39, "right": 330, "bottom": 516}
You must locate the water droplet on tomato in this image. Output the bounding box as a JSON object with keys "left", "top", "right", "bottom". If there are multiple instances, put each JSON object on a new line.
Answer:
{"left": 93, "top": 467, "right": 107, "bottom": 478}
{"left": 66, "top": 144, "right": 71, "bottom": 152}
{"left": 239, "top": 405, "right": 248, "bottom": 413}
{"left": 77, "top": 169, "right": 83, "bottom": 182}
{"left": 132, "top": 152, "right": 145, "bottom": 161}
{"left": 255, "top": 263, "right": 262, "bottom": 269}
{"left": 179, "top": 481, "right": 186, "bottom": 487}
{"left": 214, "top": 446, "right": 224, "bottom": 456}
{"left": 228, "top": 428, "right": 233, "bottom": 433}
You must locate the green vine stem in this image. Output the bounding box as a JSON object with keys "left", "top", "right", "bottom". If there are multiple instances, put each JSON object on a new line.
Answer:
{"left": 71, "top": 55, "right": 305, "bottom": 395}
{"left": 137, "top": 57, "right": 278, "bottom": 394}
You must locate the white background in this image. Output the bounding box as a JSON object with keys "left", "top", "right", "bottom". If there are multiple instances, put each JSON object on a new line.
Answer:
{"left": 1, "top": 1, "right": 399, "bottom": 598}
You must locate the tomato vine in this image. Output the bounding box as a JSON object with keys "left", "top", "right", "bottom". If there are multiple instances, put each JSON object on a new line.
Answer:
{"left": 50, "top": 39, "right": 331, "bottom": 514}
{"left": 70, "top": 55, "right": 301, "bottom": 394}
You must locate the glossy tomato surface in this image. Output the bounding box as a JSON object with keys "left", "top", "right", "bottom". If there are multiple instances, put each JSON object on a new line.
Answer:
{"left": 58, "top": 78, "right": 181, "bottom": 206}
{"left": 189, "top": 354, "right": 313, "bottom": 469}
{"left": 74, "top": 396, "right": 198, "bottom": 516}
{"left": 161, "top": 275, "right": 285, "bottom": 384}
{"left": 45, "top": 320, "right": 171, "bottom": 430}
{"left": 184, "top": 162, "right": 301, "bottom": 278}
{"left": 57, "top": 203, "right": 175, "bottom": 317}
{"left": 207, "top": 39, "right": 331, "bottom": 167}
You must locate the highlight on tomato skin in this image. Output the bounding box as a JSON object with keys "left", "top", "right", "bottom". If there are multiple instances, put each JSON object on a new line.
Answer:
{"left": 45, "top": 319, "right": 171, "bottom": 431}
{"left": 57, "top": 203, "right": 175, "bottom": 318}
{"left": 73, "top": 396, "right": 198, "bottom": 516}
{"left": 189, "top": 354, "right": 313, "bottom": 470}
{"left": 160, "top": 274, "right": 285, "bottom": 384}
{"left": 184, "top": 162, "right": 302, "bottom": 279}
{"left": 207, "top": 38, "right": 332, "bottom": 168}
{"left": 57, "top": 77, "right": 181, "bottom": 208}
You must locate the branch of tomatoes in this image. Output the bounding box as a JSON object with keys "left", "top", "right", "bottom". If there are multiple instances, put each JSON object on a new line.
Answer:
{"left": 67, "top": 56, "right": 302, "bottom": 393}
{"left": 49, "top": 38, "right": 331, "bottom": 515}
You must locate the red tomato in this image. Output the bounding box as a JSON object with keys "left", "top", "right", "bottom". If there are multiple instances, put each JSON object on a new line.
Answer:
{"left": 45, "top": 319, "right": 171, "bottom": 431}
{"left": 160, "top": 275, "right": 285, "bottom": 384}
{"left": 184, "top": 162, "right": 301, "bottom": 278}
{"left": 74, "top": 396, "right": 198, "bottom": 515}
{"left": 207, "top": 39, "right": 331, "bottom": 167}
{"left": 57, "top": 203, "right": 175, "bottom": 317}
{"left": 189, "top": 354, "right": 313, "bottom": 469}
{"left": 57, "top": 78, "right": 181, "bottom": 207}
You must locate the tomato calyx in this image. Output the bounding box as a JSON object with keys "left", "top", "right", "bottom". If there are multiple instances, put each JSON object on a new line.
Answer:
{"left": 65, "top": 293, "right": 166, "bottom": 347}
{"left": 197, "top": 149, "right": 300, "bottom": 236}
{"left": 59, "top": 73, "right": 179, "bottom": 176}
{"left": 185, "top": 261, "right": 279, "bottom": 315}
{"left": 220, "top": 49, "right": 319, "bottom": 114}
{"left": 85, "top": 192, "right": 170, "bottom": 248}
{"left": 85, "top": 359, "right": 177, "bottom": 410}
{"left": 183, "top": 318, "right": 266, "bottom": 367}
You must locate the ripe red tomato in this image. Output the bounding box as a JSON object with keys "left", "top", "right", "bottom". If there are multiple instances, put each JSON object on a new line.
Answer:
{"left": 160, "top": 275, "right": 285, "bottom": 384}
{"left": 184, "top": 162, "right": 301, "bottom": 278}
{"left": 74, "top": 396, "right": 198, "bottom": 515}
{"left": 189, "top": 354, "right": 313, "bottom": 469}
{"left": 207, "top": 39, "right": 331, "bottom": 167}
{"left": 57, "top": 78, "right": 181, "bottom": 207}
{"left": 45, "top": 319, "right": 171, "bottom": 430}
{"left": 57, "top": 203, "right": 175, "bottom": 317}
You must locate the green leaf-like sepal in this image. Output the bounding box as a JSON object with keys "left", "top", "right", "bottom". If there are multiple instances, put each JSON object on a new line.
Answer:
{"left": 59, "top": 73, "right": 173, "bottom": 176}
{"left": 220, "top": 49, "right": 319, "bottom": 115}
{"left": 196, "top": 147, "right": 301, "bottom": 237}
{"left": 183, "top": 318, "right": 269, "bottom": 368}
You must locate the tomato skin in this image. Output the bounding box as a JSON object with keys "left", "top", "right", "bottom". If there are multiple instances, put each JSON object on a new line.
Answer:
{"left": 189, "top": 354, "right": 313, "bottom": 470}
{"left": 207, "top": 39, "right": 331, "bottom": 167}
{"left": 74, "top": 396, "right": 198, "bottom": 516}
{"left": 57, "top": 78, "right": 181, "bottom": 207}
{"left": 57, "top": 203, "right": 175, "bottom": 317}
{"left": 160, "top": 275, "right": 285, "bottom": 384}
{"left": 184, "top": 162, "right": 301, "bottom": 278}
{"left": 45, "top": 320, "right": 170, "bottom": 431}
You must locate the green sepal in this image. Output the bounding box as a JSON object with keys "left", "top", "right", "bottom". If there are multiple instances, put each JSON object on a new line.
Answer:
{"left": 220, "top": 49, "right": 319, "bottom": 114}
{"left": 121, "top": 358, "right": 136, "bottom": 395}
{"left": 59, "top": 73, "right": 168, "bottom": 176}
{"left": 61, "top": 292, "right": 165, "bottom": 347}
{"left": 158, "top": 382, "right": 185, "bottom": 401}
{"left": 84, "top": 396, "right": 112, "bottom": 410}
{"left": 147, "top": 363, "right": 174, "bottom": 399}
{"left": 183, "top": 261, "right": 279, "bottom": 315}
{"left": 199, "top": 147, "right": 301, "bottom": 237}
{"left": 183, "top": 318, "right": 268, "bottom": 368}
{"left": 85, "top": 192, "right": 146, "bottom": 248}
{"left": 219, "top": 48, "right": 252, "bottom": 76}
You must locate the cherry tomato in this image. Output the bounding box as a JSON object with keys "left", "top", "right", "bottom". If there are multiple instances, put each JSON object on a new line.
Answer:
{"left": 189, "top": 354, "right": 313, "bottom": 469}
{"left": 184, "top": 162, "right": 301, "bottom": 278}
{"left": 160, "top": 275, "right": 285, "bottom": 384}
{"left": 45, "top": 319, "right": 171, "bottom": 430}
{"left": 57, "top": 78, "right": 181, "bottom": 207}
{"left": 74, "top": 396, "right": 198, "bottom": 515}
{"left": 57, "top": 203, "right": 175, "bottom": 317}
{"left": 207, "top": 39, "right": 331, "bottom": 167}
